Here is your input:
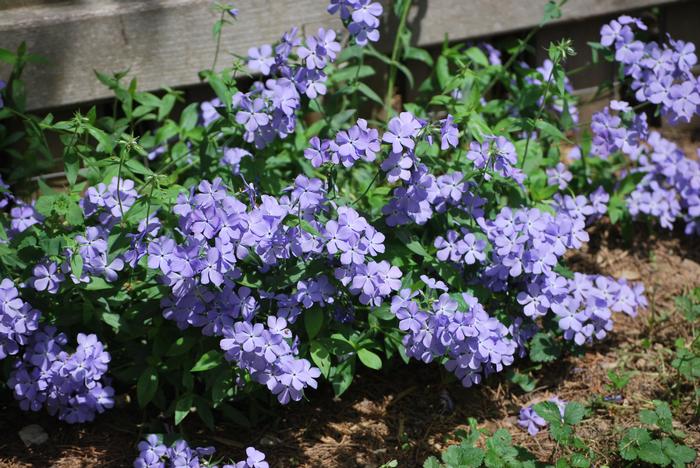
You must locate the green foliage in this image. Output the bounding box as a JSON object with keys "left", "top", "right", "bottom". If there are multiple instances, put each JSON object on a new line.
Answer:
{"left": 423, "top": 420, "right": 537, "bottom": 468}
{"left": 606, "top": 370, "right": 633, "bottom": 391}
{"left": 618, "top": 400, "right": 696, "bottom": 467}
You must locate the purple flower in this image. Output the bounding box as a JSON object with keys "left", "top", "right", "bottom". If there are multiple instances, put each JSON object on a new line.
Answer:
{"left": 440, "top": 115, "right": 459, "bottom": 150}
{"left": 10, "top": 202, "right": 43, "bottom": 234}
{"left": 382, "top": 112, "right": 422, "bottom": 153}
{"left": 247, "top": 45, "right": 275, "bottom": 75}
{"left": 518, "top": 405, "right": 547, "bottom": 435}
{"left": 31, "top": 261, "right": 64, "bottom": 294}
{"left": 546, "top": 162, "right": 573, "bottom": 190}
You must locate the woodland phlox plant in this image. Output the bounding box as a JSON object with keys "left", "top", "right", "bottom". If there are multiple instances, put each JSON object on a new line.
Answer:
{"left": 571, "top": 15, "right": 700, "bottom": 233}
{"left": 133, "top": 434, "right": 268, "bottom": 468}
{"left": 0, "top": 0, "right": 697, "bottom": 460}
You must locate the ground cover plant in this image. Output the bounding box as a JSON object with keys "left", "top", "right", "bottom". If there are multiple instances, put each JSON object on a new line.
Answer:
{"left": 0, "top": 0, "right": 698, "bottom": 466}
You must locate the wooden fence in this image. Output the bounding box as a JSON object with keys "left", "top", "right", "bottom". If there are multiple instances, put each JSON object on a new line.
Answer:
{"left": 0, "top": 0, "right": 695, "bottom": 111}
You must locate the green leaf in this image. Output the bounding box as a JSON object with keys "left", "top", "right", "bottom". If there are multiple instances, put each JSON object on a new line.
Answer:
{"left": 405, "top": 240, "right": 432, "bottom": 259}
{"left": 507, "top": 370, "right": 537, "bottom": 392}
{"left": 66, "top": 202, "right": 84, "bottom": 225}
{"left": 638, "top": 440, "right": 671, "bottom": 465}
{"left": 310, "top": 341, "right": 331, "bottom": 378}
{"left": 357, "top": 348, "right": 382, "bottom": 370}
{"left": 534, "top": 401, "right": 563, "bottom": 425}
{"left": 355, "top": 82, "right": 384, "bottom": 106}
{"left": 404, "top": 46, "right": 433, "bottom": 66}
{"left": 174, "top": 393, "right": 193, "bottom": 425}
{"left": 465, "top": 46, "right": 489, "bottom": 67}
{"left": 639, "top": 409, "right": 658, "bottom": 426}
{"left": 661, "top": 438, "right": 696, "bottom": 467}
{"left": 137, "top": 367, "right": 158, "bottom": 407}
{"left": 305, "top": 309, "right": 324, "bottom": 339}
{"left": 330, "top": 357, "right": 355, "bottom": 396}
{"left": 436, "top": 55, "right": 451, "bottom": 90}
{"left": 85, "top": 277, "right": 113, "bottom": 291}
{"left": 422, "top": 456, "right": 441, "bottom": 468}
{"left": 330, "top": 109, "right": 356, "bottom": 129}
{"left": 64, "top": 146, "right": 80, "bottom": 185}
{"left": 333, "top": 64, "right": 376, "bottom": 82}
{"left": 87, "top": 126, "right": 114, "bottom": 153}
{"left": 541, "top": 0, "right": 562, "bottom": 25}
{"left": 618, "top": 428, "right": 650, "bottom": 461}
{"left": 219, "top": 403, "right": 251, "bottom": 428}
{"left": 528, "top": 332, "right": 562, "bottom": 363}
{"left": 442, "top": 445, "right": 484, "bottom": 467}
{"left": 101, "top": 311, "right": 122, "bottom": 331}
{"left": 563, "top": 402, "right": 586, "bottom": 425}
{"left": 179, "top": 103, "right": 199, "bottom": 131}
{"left": 34, "top": 195, "right": 56, "bottom": 217}
{"left": 194, "top": 395, "right": 215, "bottom": 430}
{"left": 125, "top": 158, "right": 153, "bottom": 176}
{"left": 536, "top": 120, "right": 569, "bottom": 143}
{"left": 191, "top": 350, "right": 223, "bottom": 372}
{"left": 70, "top": 252, "right": 84, "bottom": 278}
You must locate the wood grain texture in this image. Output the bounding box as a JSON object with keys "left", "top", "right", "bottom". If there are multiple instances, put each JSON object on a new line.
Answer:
{"left": 0, "top": 0, "right": 684, "bottom": 110}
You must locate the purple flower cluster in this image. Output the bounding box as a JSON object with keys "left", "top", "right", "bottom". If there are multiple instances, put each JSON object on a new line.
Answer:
{"left": 328, "top": 0, "right": 383, "bottom": 46}
{"left": 427, "top": 197, "right": 645, "bottom": 347}
{"left": 134, "top": 435, "right": 268, "bottom": 468}
{"left": 479, "top": 206, "right": 590, "bottom": 290}
{"left": 601, "top": 15, "right": 700, "bottom": 124}
{"left": 220, "top": 316, "right": 321, "bottom": 404}
{"left": 546, "top": 162, "right": 573, "bottom": 190}
{"left": 546, "top": 272, "right": 645, "bottom": 345}
{"left": 81, "top": 176, "right": 140, "bottom": 227}
{"left": 304, "top": 118, "right": 380, "bottom": 168}
{"left": 9, "top": 327, "right": 114, "bottom": 423}
{"left": 627, "top": 131, "right": 700, "bottom": 233}
{"left": 466, "top": 135, "right": 525, "bottom": 183}
{"left": 517, "top": 397, "right": 567, "bottom": 436}
{"left": 148, "top": 176, "right": 398, "bottom": 402}
{"left": 590, "top": 100, "right": 648, "bottom": 159}
{"left": 376, "top": 113, "right": 499, "bottom": 227}
{"left": 0, "top": 278, "right": 40, "bottom": 359}
{"left": 200, "top": 26, "right": 342, "bottom": 150}
{"left": 73, "top": 226, "right": 125, "bottom": 282}
{"left": 391, "top": 290, "right": 519, "bottom": 387}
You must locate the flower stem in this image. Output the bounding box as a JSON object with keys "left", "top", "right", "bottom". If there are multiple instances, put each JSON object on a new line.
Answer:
{"left": 384, "top": 0, "right": 412, "bottom": 117}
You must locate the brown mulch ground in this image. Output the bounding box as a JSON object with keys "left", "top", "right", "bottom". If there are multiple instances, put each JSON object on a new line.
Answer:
{"left": 0, "top": 223, "right": 698, "bottom": 468}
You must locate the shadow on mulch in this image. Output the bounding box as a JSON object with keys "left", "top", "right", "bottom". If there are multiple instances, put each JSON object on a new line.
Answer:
{"left": 1, "top": 224, "right": 699, "bottom": 468}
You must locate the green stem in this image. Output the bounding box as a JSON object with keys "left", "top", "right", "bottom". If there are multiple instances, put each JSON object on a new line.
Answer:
{"left": 383, "top": 0, "right": 412, "bottom": 116}
{"left": 482, "top": 26, "right": 540, "bottom": 97}
{"left": 482, "top": 0, "right": 567, "bottom": 97}
{"left": 352, "top": 169, "right": 381, "bottom": 206}
{"left": 211, "top": 10, "right": 226, "bottom": 71}
{"left": 521, "top": 59, "right": 558, "bottom": 170}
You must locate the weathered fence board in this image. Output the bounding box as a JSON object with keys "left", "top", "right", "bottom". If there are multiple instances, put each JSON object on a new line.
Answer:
{"left": 0, "top": 0, "right": 686, "bottom": 110}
